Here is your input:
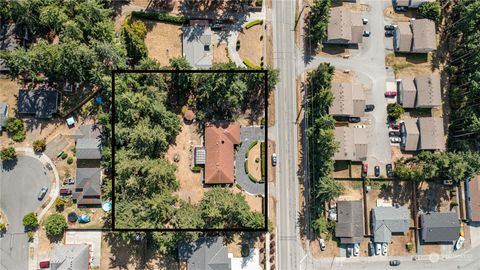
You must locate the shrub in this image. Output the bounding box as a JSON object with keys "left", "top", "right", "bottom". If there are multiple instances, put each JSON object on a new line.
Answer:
{"left": 131, "top": 11, "right": 186, "bottom": 24}
{"left": 246, "top": 141, "right": 258, "bottom": 158}
{"left": 44, "top": 214, "right": 67, "bottom": 237}
{"left": 191, "top": 166, "right": 202, "bottom": 172}
{"left": 67, "top": 157, "right": 74, "bottom": 165}
{"left": 26, "top": 231, "right": 34, "bottom": 241}
{"left": 260, "top": 142, "right": 266, "bottom": 180}
{"left": 255, "top": 0, "right": 263, "bottom": 6}
{"left": 5, "top": 117, "right": 26, "bottom": 142}
{"left": 236, "top": 40, "right": 241, "bottom": 51}
{"left": 406, "top": 242, "right": 414, "bottom": 252}
{"left": 0, "top": 147, "right": 16, "bottom": 161}
{"left": 61, "top": 152, "right": 68, "bottom": 160}
{"left": 55, "top": 197, "right": 66, "bottom": 212}
{"left": 22, "top": 212, "right": 38, "bottom": 228}
{"left": 450, "top": 189, "right": 457, "bottom": 197}
{"left": 245, "top": 19, "right": 263, "bottom": 29}
{"left": 0, "top": 223, "right": 6, "bottom": 232}
{"left": 418, "top": 2, "right": 441, "bottom": 21}
{"left": 450, "top": 201, "right": 459, "bottom": 207}
{"left": 243, "top": 58, "right": 261, "bottom": 69}
{"left": 32, "top": 139, "right": 47, "bottom": 152}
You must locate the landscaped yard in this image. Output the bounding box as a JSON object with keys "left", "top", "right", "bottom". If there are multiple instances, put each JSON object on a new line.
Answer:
{"left": 247, "top": 142, "right": 262, "bottom": 181}
{"left": 238, "top": 23, "right": 264, "bottom": 67}
{"left": 143, "top": 20, "right": 182, "bottom": 66}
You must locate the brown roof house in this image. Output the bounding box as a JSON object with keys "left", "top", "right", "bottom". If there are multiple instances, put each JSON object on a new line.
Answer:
{"left": 399, "top": 75, "right": 441, "bottom": 108}
{"left": 325, "top": 7, "right": 363, "bottom": 45}
{"left": 204, "top": 122, "right": 240, "bottom": 184}
{"left": 401, "top": 117, "right": 445, "bottom": 151}
{"left": 394, "top": 19, "right": 436, "bottom": 53}
{"left": 330, "top": 83, "right": 365, "bottom": 118}
{"left": 334, "top": 127, "right": 368, "bottom": 161}
{"left": 335, "top": 200, "right": 364, "bottom": 244}
{"left": 467, "top": 176, "right": 480, "bottom": 222}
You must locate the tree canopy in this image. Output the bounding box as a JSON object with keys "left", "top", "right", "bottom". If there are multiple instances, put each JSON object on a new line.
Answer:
{"left": 44, "top": 214, "right": 68, "bottom": 237}
{"left": 0, "top": 147, "right": 16, "bottom": 161}
{"left": 387, "top": 103, "right": 404, "bottom": 121}
{"left": 418, "top": 2, "right": 441, "bottom": 22}
{"left": 308, "top": 0, "right": 331, "bottom": 47}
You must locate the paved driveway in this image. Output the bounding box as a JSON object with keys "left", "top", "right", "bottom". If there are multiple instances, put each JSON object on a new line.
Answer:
{"left": 0, "top": 156, "right": 51, "bottom": 270}
{"left": 235, "top": 126, "right": 265, "bottom": 195}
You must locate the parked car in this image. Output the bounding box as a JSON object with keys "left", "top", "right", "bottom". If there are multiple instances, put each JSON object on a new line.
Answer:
{"left": 382, "top": 243, "right": 388, "bottom": 256}
{"left": 375, "top": 243, "right": 381, "bottom": 255}
{"left": 385, "top": 91, "right": 397, "bottom": 97}
{"left": 211, "top": 20, "right": 224, "bottom": 30}
{"left": 346, "top": 246, "right": 353, "bottom": 257}
{"left": 455, "top": 236, "right": 465, "bottom": 250}
{"left": 37, "top": 187, "right": 48, "bottom": 201}
{"left": 389, "top": 131, "right": 401, "bottom": 137}
{"left": 271, "top": 153, "right": 277, "bottom": 166}
{"left": 353, "top": 243, "right": 359, "bottom": 256}
{"left": 328, "top": 208, "right": 337, "bottom": 221}
{"left": 319, "top": 239, "right": 326, "bottom": 251}
{"left": 362, "top": 18, "right": 368, "bottom": 24}
{"left": 362, "top": 164, "right": 368, "bottom": 177}
{"left": 39, "top": 261, "right": 50, "bottom": 268}
{"left": 368, "top": 242, "right": 375, "bottom": 256}
{"left": 78, "top": 214, "right": 91, "bottom": 224}
{"left": 384, "top": 25, "right": 396, "bottom": 30}
{"left": 363, "top": 30, "right": 371, "bottom": 37}
{"left": 390, "top": 122, "right": 400, "bottom": 130}
{"left": 354, "top": 125, "right": 366, "bottom": 129}
{"left": 348, "top": 117, "right": 361, "bottom": 123}
{"left": 395, "top": 6, "right": 407, "bottom": 12}
{"left": 389, "top": 260, "right": 401, "bottom": 266}
{"left": 390, "top": 137, "right": 401, "bottom": 143}
{"left": 59, "top": 188, "right": 72, "bottom": 196}
{"left": 386, "top": 164, "right": 394, "bottom": 177}
{"left": 374, "top": 166, "right": 380, "bottom": 177}
{"left": 64, "top": 177, "right": 75, "bottom": 185}
{"left": 443, "top": 180, "right": 454, "bottom": 186}
{"left": 365, "top": 104, "right": 375, "bottom": 112}
{"left": 385, "top": 30, "right": 394, "bottom": 37}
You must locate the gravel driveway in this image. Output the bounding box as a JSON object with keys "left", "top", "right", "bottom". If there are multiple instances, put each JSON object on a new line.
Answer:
{"left": 0, "top": 156, "right": 51, "bottom": 270}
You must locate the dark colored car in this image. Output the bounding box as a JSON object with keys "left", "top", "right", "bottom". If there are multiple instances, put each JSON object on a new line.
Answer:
{"left": 389, "top": 260, "right": 401, "bottom": 266}
{"left": 389, "top": 131, "right": 400, "bottom": 137}
{"left": 390, "top": 122, "right": 400, "bottom": 130}
{"left": 363, "top": 30, "right": 371, "bottom": 37}
{"left": 348, "top": 117, "right": 361, "bottom": 123}
{"left": 59, "top": 188, "right": 72, "bottom": 196}
{"left": 362, "top": 164, "right": 368, "bottom": 177}
{"left": 386, "top": 164, "right": 394, "bottom": 177}
{"left": 37, "top": 187, "right": 48, "bottom": 201}
{"left": 368, "top": 242, "right": 375, "bottom": 256}
{"left": 39, "top": 261, "right": 50, "bottom": 268}
{"left": 365, "top": 104, "right": 375, "bottom": 112}
{"left": 385, "top": 30, "right": 394, "bottom": 37}
{"left": 384, "top": 25, "right": 395, "bottom": 31}
{"left": 395, "top": 6, "right": 407, "bottom": 12}
{"left": 374, "top": 166, "right": 380, "bottom": 177}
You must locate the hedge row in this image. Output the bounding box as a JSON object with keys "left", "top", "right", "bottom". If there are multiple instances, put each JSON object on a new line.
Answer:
{"left": 245, "top": 140, "right": 258, "bottom": 158}
{"left": 260, "top": 141, "right": 265, "bottom": 180}
{"left": 243, "top": 58, "right": 261, "bottom": 69}
{"left": 191, "top": 165, "right": 202, "bottom": 172}
{"left": 131, "top": 11, "right": 186, "bottom": 24}
{"left": 244, "top": 160, "right": 264, "bottom": 183}
{"left": 245, "top": 19, "right": 263, "bottom": 29}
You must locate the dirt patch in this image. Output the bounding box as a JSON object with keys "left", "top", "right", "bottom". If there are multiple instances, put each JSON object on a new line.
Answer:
{"left": 238, "top": 24, "right": 264, "bottom": 66}
{"left": 267, "top": 140, "right": 276, "bottom": 182}
{"left": 338, "top": 181, "right": 363, "bottom": 201}
{"left": 267, "top": 91, "right": 275, "bottom": 127}
{"left": 37, "top": 227, "right": 55, "bottom": 261}
{"left": 268, "top": 196, "right": 276, "bottom": 227}
{"left": 421, "top": 242, "right": 441, "bottom": 255}
{"left": 386, "top": 53, "right": 435, "bottom": 77}
{"left": 332, "top": 69, "right": 354, "bottom": 83}
{"left": 167, "top": 122, "right": 204, "bottom": 205}
{"left": 384, "top": 7, "right": 418, "bottom": 22}
{"left": 391, "top": 146, "right": 413, "bottom": 165}
{"left": 333, "top": 161, "right": 350, "bottom": 178}
{"left": 350, "top": 164, "right": 362, "bottom": 178}
{"left": 212, "top": 39, "right": 230, "bottom": 64}
{"left": 265, "top": 22, "right": 273, "bottom": 66}
{"left": 342, "top": 2, "right": 369, "bottom": 12}
{"left": 389, "top": 230, "right": 416, "bottom": 256}
{"left": 232, "top": 186, "right": 263, "bottom": 213}
{"left": 309, "top": 238, "right": 340, "bottom": 258}
{"left": 247, "top": 143, "right": 262, "bottom": 181}
{"left": 143, "top": 20, "right": 182, "bottom": 67}
{"left": 417, "top": 181, "right": 452, "bottom": 213}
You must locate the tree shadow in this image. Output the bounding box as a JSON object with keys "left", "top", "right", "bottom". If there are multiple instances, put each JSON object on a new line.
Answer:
{"left": 104, "top": 233, "right": 140, "bottom": 269}
{"left": 1, "top": 159, "right": 18, "bottom": 171}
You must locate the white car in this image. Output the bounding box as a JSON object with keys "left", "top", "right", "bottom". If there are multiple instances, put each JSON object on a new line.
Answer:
{"left": 354, "top": 125, "right": 366, "bottom": 129}
{"left": 375, "top": 243, "right": 381, "bottom": 255}
{"left": 346, "top": 246, "right": 353, "bottom": 257}
{"left": 455, "top": 236, "right": 465, "bottom": 250}
{"left": 353, "top": 243, "right": 360, "bottom": 256}
{"left": 271, "top": 153, "right": 277, "bottom": 166}
{"left": 382, "top": 243, "right": 388, "bottom": 256}
{"left": 320, "top": 239, "right": 326, "bottom": 251}
{"left": 390, "top": 137, "right": 401, "bottom": 143}
{"left": 362, "top": 18, "right": 368, "bottom": 24}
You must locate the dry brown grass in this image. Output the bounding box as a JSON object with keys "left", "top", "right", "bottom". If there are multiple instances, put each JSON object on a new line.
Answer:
{"left": 267, "top": 140, "right": 276, "bottom": 182}
{"left": 386, "top": 53, "right": 435, "bottom": 77}
{"left": 338, "top": 181, "right": 363, "bottom": 201}
{"left": 384, "top": 7, "right": 418, "bottom": 22}
{"left": 213, "top": 41, "right": 230, "bottom": 64}
{"left": 267, "top": 91, "right": 275, "bottom": 127}
{"left": 342, "top": 2, "right": 370, "bottom": 12}
{"left": 247, "top": 143, "right": 262, "bottom": 180}
{"left": 238, "top": 24, "right": 264, "bottom": 66}
{"left": 332, "top": 69, "right": 354, "bottom": 83}
{"left": 144, "top": 20, "right": 182, "bottom": 67}
{"left": 232, "top": 186, "right": 263, "bottom": 213}
{"left": 309, "top": 238, "right": 340, "bottom": 258}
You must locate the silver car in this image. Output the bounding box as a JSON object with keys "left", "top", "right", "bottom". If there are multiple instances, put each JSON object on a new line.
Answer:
{"left": 37, "top": 187, "right": 48, "bottom": 201}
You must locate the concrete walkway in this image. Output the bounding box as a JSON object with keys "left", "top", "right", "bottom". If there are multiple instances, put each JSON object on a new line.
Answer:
{"left": 235, "top": 126, "right": 265, "bottom": 195}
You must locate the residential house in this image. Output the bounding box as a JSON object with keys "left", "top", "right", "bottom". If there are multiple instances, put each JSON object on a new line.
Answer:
{"left": 17, "top": 89, "right": 59, "bottom": 118}
{"left": 325, "top": 7, "right": 363, "bottom": 45}
{"left": 335, "top": 200, "right": 364, "bottom": 244}
{"left": 50, "top": 244, "right": 90, "bottom": 270}
{"left": 334, "top": 127, "right": 368, "bottom": 161}
{"left": 182, "top": 20, "right": 212, "bottom": 69}
{"left": 329, "top": 83, "right": 366, "bottom": 118}
{"left": 394, "top": 19, "right": 436, "bottom": 53}
{"left": 400, "top": 117, "right": 445, "bottom": 151}
{"left": 0, "top": 102, "right": 7, "bottom": 131}
{"left": 371, "top": 206, "right": 410, "bottom": 243}
{"left": 399, "top": 75, "right": 441, "bottom": 108}
{"left": 467, "top": 176, "right": 480, "bottom": 222}
{"left": 178, "top": 237, "right": 261, "bottom": 270}
{"left": 204, "top": 122, "right": 240, "bottom": 184}
{"left": 74, "top": 125, "right": 102, "bottom": 206}
{"left": 420, "top": 212, "right": 460, "bottom": 243}
{"left": 394, "top": 0, "right": 435, "bottom": 8}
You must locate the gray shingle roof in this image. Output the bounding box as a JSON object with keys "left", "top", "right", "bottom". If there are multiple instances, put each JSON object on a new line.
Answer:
{"left": 178, "top": 237, "right": 231, "bottom": 270}
{"left": 420, "top": 212, "right": 460, "bottom": 242}
{"left": 50, "top": 244, "right": 89, "bottom": 270}
{"left": 372, "top": 207, "right": 410, "bottom": 243}
{"left": 0, "top": 102, "right": 7, "bottom": 128}
{"left": 182, "top": 25, "right": 212, "bottom": 69}
{"left": 75, "top": 125, "right": 102, "bottom": 160}
{"left": 335, "top": 200, "right": 364, "bottom": 244}
{"left": 17, "top": 89, "right": 59, "bottom": 118}
{"left": 74, "top": 167, "right": 101, "bottom": 200}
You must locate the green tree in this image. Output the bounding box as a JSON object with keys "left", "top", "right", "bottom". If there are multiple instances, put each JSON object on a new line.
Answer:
{"left": 308, "top": 0, "right": 331, "bottom": 47}
{"left": 387, "top": 103, "right": 404, "bottom": 121}
{"left": 169, "top": 57, "right": 193, "bottom": 105}
{"left": 122, "top": 19, "right": 148, "bottom": 65}
{"left": 44, "top": 214, "right": 67, "bottom": 237}
{"left": 5, "top": 117, "right": 26, "bottom": 142}
{"left": 32, "top": 139, "right": 47, "bottom": 152}
{"left": 39, "top": 5, "right": 68, "bottom": 33}
{"left": 316, "top": 176, "right": 344, "bottom": 202}
{"left": 0, "top": 147, "right": 16, "bottom": 161}
{"left": 312, "top": 216, "right": 328, "bottom": 235}
{"left": 22, "top": 212, "right": 38, "bottom": 228}
{"left": 418, "top": 2, "right": 441, "bottom": 21}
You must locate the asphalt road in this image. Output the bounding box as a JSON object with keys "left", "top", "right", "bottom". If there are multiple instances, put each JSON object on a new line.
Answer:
{"left": 0, "top": 156, "right": 50, "bottom": 270}
{"left": 272, "top": 0, "right": 304, "bottom": 269}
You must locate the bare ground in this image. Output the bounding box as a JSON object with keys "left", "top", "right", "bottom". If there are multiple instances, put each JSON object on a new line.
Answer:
{"left": 247, "top": 143, "right": 262, "bottom": 181}
{"left": 143, "top": 20, "right": 182, "bottom": 67}
{"left": 212, "top": 38, "right": 230, "bottom": 64}
{"left": 238, "top": 24, "right": 264, "bottom": 66}
{"left": 338, "top": 181, "right": 363, "bottom": 201}
{"left": 384, "top": 7, "right": 418, "bottom": 22}
{"left": 232, "top": 185, "right": 263, "bottom": 213}
{"left": 267, "top": 140, "right": 276, "bottom": 183}
{"left": 267, "top": 91, "right": 275, "bottom": 127}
